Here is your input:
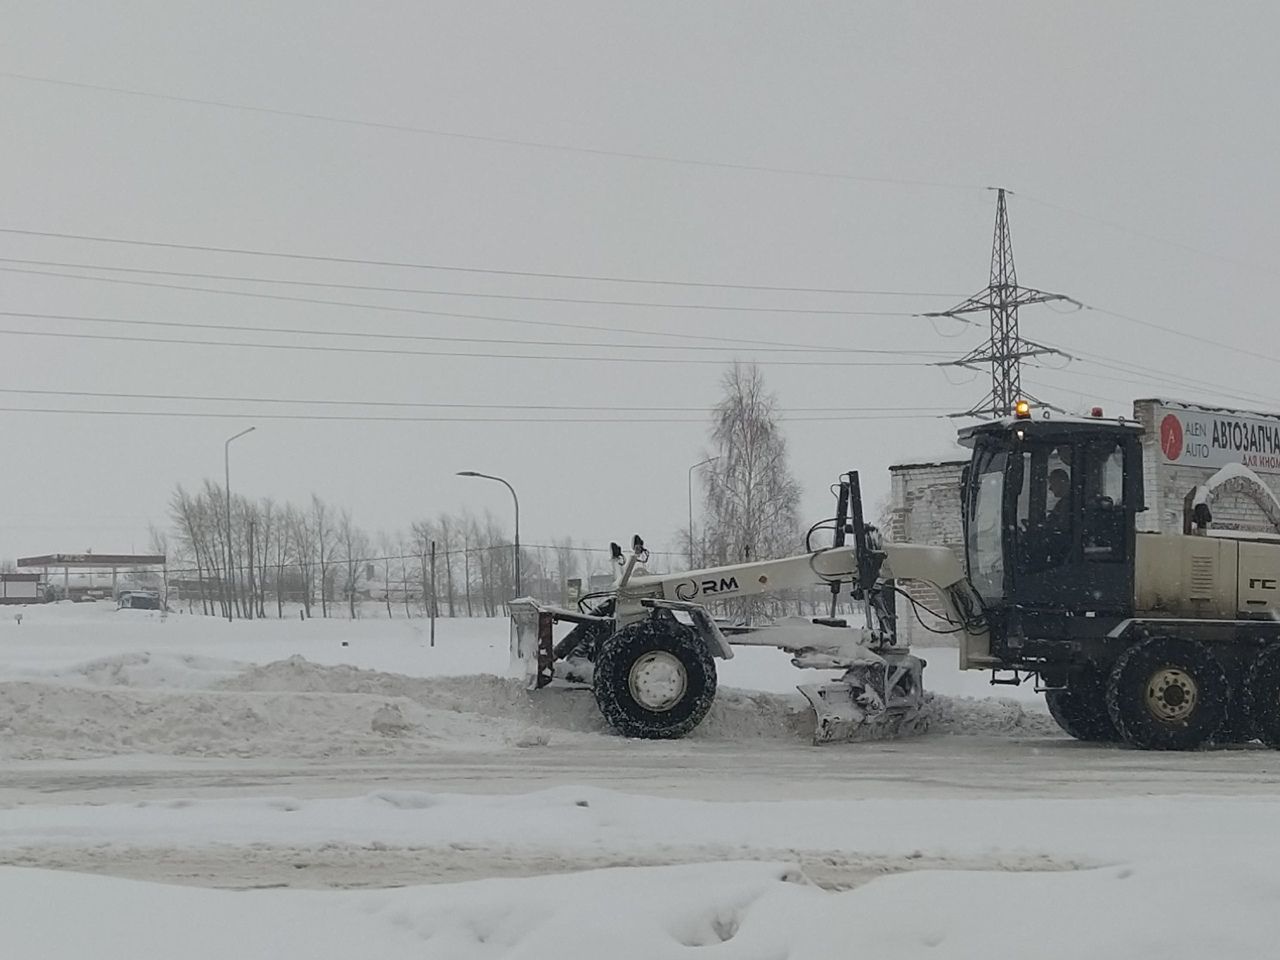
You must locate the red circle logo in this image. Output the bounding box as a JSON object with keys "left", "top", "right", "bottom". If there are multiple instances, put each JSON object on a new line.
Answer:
{"left": 1160, "top": 414, "right": 1184, "bottom": 461}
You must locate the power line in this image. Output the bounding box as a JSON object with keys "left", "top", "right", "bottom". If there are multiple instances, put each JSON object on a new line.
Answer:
{"left": 0, "top": 309, "right": 955, "bottom": 358}
{"left": 0, "top": 327, "right": 946, "bottom": 367}
{"left": 0, "top": 386, "right": 954, "bottom": 415}
{"left": 0, "top": 257, "right": 959, "bottom": 312}
{"left": 1027, "top": 355, "right": 1280, "bottom": 411}
{"left": 0, "top": 225, "right": 963, "bottom": 295}
{"left": 1017, "top": 193, "right": 1268, "bottom": 276}
{"left": 0, "top": 71, "right": 985, "bottom": 192}
{"left": 1049, "top": 342, "right": 1279, "bottom": 403}
{"left": 0, "top": 405, "right": 945, "bottom": 424}
{"left": 0, "top": 266, "right": 950, "bottom": 352}
{"left": 1079, "top": 302, "right": 1280, "bottom": 367}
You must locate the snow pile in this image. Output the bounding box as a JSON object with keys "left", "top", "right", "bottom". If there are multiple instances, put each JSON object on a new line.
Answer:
{"left": 0, "top": 653, "right": 1055, "bottom": 760}
{"left": 27, "top": 650, "right": 248, "bottom": 689}
{"left": 220, "top": 657, "right": 1055, "bottom": 741}
{"left": 920, "top": 691, "right": 1059, "bottom": 737}
{"left": 4, "top": 854, "right": 1277, "bottom": 960}
{"left": 0, "top": 681, "right": 446, "bottom": 760}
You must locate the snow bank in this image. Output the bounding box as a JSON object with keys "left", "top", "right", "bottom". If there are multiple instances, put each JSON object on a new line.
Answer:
{"left": 0, "top": 653, "right": 1055, "bottom": 760}
{"left": 3, "top": 854, "right": 1277, "bottom": 960}
{"left": 0, "top": 606, "right": 1051, "bottom": 760}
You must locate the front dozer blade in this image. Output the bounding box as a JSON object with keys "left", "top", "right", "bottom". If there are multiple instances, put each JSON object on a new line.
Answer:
{"left": 508, "top": 599, "right": 555, "bottom": 690}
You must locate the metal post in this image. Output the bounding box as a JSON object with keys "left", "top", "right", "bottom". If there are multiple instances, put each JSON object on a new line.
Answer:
{"left": 224, "top": 426, "right": 255, "bottom": 622}
{"left": 429, "top": 539, "right": 437, "bottom": 648}
{"left": 686, "top": 457, "right": 718, "bottom": 567}
{"left": 456, "top": 472, "right": 521, "bottom": 597}
{"left": 247, "top": 518, "right": 256, "bottom": 621}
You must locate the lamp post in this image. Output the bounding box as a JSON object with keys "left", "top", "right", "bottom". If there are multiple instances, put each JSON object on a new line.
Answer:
{"left": 457, "top": 471, "right": 521, "bottom": 597}
{"left": 687, "top": 456, "right": 719, "bottom": 567}
{"left": 224, "top": 426, "right": 255, "bottom": 621}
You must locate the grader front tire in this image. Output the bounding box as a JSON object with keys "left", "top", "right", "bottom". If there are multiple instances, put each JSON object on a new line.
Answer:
{"left": 592, "top": 617, "right": 717, "bottom": 739}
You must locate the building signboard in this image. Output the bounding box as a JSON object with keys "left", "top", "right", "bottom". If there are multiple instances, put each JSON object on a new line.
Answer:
{"left": 1156, "top": 405, "right": 1280, "bottom": 474}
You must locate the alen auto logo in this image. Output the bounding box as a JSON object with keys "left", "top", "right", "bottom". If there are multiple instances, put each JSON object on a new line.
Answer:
{"left": 1160, "top": 413, "right": 1184, "bottom": 461}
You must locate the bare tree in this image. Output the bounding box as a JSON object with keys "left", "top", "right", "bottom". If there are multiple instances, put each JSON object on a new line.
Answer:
{"left": 338, "top": 509, "right": 369, "bottom": 619}
{"left": 169, "top": 486, "right": 211, "bottom": 615}
{"left": 274, "top": 504, "right": 294, "bottom": 617}
{"left": 553, "top": 536, "right": 578, "bottom": 603}
{"left": 703, "top": 363, "right": 801, "bottom": 622}
{"left": 311, "top": 495, "right": 335, "bottom": 617}
{"left": 396, "top": 532, "right": 414, "bottom": 617}
{"left": 436, "top": 514, "right": 456, "bottom": 616}
{"left": 460, "top": 513, "right": 476, "bottom": 617}
{"left": 376, "top": 530, "right": 395, "bottom": 618}
{"left": 289, "top": 504, "right": 316, "bottom": 618}
{"left": 255, "top": 498, "right": 277, "bottom": 618}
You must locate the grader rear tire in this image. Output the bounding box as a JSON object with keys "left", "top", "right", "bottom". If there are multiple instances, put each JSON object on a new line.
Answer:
{"left": 592, "top": 617, "right": 717, "bottom": 739}
{"left": 1105, "top": 637, "right": 1228, "bottom": 751}
{"left": 1044, "top": 666, "right": 1120, "bottom": 742}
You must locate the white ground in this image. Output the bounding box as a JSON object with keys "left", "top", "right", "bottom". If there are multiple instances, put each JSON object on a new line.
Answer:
{"left": 2, "top": 602, "right": 1278, "bottom": 958}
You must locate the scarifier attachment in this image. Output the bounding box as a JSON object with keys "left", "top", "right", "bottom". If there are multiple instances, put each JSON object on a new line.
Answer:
{"left": 508, "top": 599, "right": 554, "bottom": 690}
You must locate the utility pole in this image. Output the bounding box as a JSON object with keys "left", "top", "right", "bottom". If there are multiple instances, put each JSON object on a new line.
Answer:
{"left": 686, "top": 457, "right": 718, "bottom": 567}
{"left": 247, "top": 518, "right": 255, "bottom": 621}
{"left": 429, "top": 540, "right": 437, "bottom": 648}
{"left": 927, "top": 188, "right": 1076, "bottom": 419}
{"left": 456, "top": 471, "right": 520, "bottom": 597}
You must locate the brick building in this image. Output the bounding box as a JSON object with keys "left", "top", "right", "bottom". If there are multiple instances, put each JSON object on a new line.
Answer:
{"left": 887, "top": 398, "right": 1280, "bottom": 645}
{"left": 886, "top": 460, "right": 967, "bottom": 645}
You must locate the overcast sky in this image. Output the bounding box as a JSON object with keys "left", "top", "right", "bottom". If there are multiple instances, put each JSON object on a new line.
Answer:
{"left": 1, "top": 1, "right": 1276, "bottom": 561}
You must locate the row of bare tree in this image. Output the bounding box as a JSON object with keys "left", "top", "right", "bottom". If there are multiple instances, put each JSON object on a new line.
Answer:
{"left": 161, "top": 364, "right": 822, "bottom": 622}
{"left": 164, "top": 482, "right": 624, "bottom": 619}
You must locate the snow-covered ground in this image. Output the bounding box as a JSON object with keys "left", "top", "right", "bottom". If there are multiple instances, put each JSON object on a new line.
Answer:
{"left": 2, "top": 602, "right": 1278, "bottom": 958}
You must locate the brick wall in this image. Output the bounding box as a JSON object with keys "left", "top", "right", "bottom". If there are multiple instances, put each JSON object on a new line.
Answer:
{"left": 887, "top": 460, "right": 967, "bottom": 646}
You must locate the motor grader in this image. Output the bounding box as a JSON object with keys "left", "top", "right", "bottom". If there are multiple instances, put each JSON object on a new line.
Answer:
{"left": 511, "top": 404, "right": 1280, "bottom": 750}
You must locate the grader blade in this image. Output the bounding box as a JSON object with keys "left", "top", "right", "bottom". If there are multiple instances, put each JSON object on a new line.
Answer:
{"left": 797, "top": 654, "right": 926, "bottom": 744}
{"left": 797, "top": 682, "right": 880, "bottom": 744}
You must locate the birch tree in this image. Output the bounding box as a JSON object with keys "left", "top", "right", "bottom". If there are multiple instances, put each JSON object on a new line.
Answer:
{"left": 702, "top": 363, "right": 801, "bottom": 621}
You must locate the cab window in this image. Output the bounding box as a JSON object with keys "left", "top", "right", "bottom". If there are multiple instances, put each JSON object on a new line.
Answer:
{"left": 967, "top": 447, "right": 1007, "bottom": 600}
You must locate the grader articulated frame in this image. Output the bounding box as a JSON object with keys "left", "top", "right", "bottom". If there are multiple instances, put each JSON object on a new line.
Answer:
{"left": 510, "top": 472, "right": 988, "bottom": 743}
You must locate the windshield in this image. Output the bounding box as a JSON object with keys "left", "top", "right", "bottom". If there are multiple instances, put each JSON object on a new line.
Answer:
{"left": 967, "top": 447, "right": 1007, "bottom": 600}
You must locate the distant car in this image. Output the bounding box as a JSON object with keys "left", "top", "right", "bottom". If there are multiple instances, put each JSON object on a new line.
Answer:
{"left": 117, "top": 591, "right": 161, "bottom": 610}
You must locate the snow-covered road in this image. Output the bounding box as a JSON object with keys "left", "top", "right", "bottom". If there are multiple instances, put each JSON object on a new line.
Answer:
{"left": 3, "top": 603, "right": 1279, "bottom": 958}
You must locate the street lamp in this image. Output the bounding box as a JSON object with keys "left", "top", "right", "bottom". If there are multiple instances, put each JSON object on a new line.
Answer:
{"left": 687, "top": 456, "right": 719, "bottom": 567}
{"left": 224, "top": 426, "right": 255, "bottom": 622}
{"left": 457, "top": 471, "right": 521, "bottom": 597}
